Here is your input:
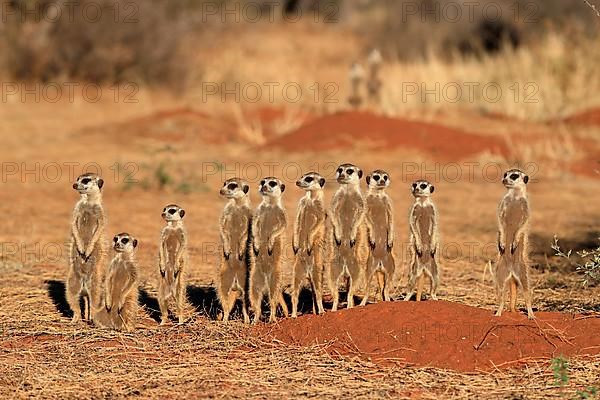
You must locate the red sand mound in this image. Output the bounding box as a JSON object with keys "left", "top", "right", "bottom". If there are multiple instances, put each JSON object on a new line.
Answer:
{"left": 265, "top": 111, "right": 508, "bottom": 160}
{"left": 257, "top": 301, "right": 600, "bottom": 372}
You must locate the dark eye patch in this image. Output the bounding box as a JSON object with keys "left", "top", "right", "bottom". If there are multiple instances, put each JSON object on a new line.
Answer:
{"left": 260, "top": 180, "right": 265, "bottom": 186}
{"left": 81, "top": 178, "right": 91, "bottom": 184}
{"left": 227, "top": 183, "right": 238, "bottom": 190}
{"left": 346, "top": 169, "right": 354, "bottom": 175}
{"left": 121, "top": 238, "right": 129, "bottom": 245}
{"left": 373, "top": 174, "right": 380, "bottom": 181}
{"left": 420, "top": 183, "right": 427, "bottom": 189}
{"left": 304, "top": 176, "right": 314, "bottom": 183}
{"left": 337, "top": 168, "right": 343, "bottom": 174}
{"left": 412, "top": 183, "right": 417, "bottom": 189}
{"left": 113, "top": 237, "right": 118, "bottom": 242}
{"left": 168, "top": 208, "right": 176, "bottom": 215}
{"left": 268, "top": 181, "right": 277, "bottom": 188}
{"left": 503, "top": 172, "right": 508, "bottom": 178}
{"left": 383, "top": 175, "right": 388, "bottom": 181}
{"left": 510, "top": 173, "right": 519, "bottom": 180}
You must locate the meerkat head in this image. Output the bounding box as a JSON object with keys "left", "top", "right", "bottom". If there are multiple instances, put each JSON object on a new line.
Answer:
{"left": 368, "top": 48, "right": 382, "bottom": 66}
{"left": 161, "top": 204, "right": 185, "bottom": 222}
{"left": 259, "top": 177, "right": 285, "bottom": 198}
{"left": 502, "top": 169, "right": 529, "bottom": 189}
{"left": 296, "top": 172, "right": 326, "bottom": 191}
{"left": 112, "top": 232, "right": 138, "bottom": 253}
{"left": 219, "top": 178, "right": 250, "bottom": 199}
{"left": 349, "top": 62, "right": 365, "bottom": 80}
{"left": 72, "top": 173, "right": 104, "bottom": 195}
{"left": 411, "top": 180, "right": 435, "bottom": 198}
{"left": 336, "top": 163, "right": 362, "bottom": 185}
{"left": 366, "top": 169, "right": 390, "bottom": 190}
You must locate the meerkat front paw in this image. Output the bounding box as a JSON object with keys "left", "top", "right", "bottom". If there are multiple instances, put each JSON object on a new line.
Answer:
{"left": 223, "top": 250, "right": 231, "bottom": 260}
{"left": 368, "top": 238, "right": 376, "bottom": 250}
{"left": 349, "top": 238, "right": 356, "bottom": 248}
{"left": 510, "top": 242, "right": 518, "bottom": 255}
{"left": 498, "top": 242, "right": 505, "bottom": 255}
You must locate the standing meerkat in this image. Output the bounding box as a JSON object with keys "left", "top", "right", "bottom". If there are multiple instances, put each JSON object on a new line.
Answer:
{"left": 95, "top": 233, "right": 139, "bottom": 331}
{"left": 495, "top": 169, "right": 534, "bottom": 319}
{"left": 360, "top": 170, "right": 395, "bottom": 306}
{"left": 367, "top": 48, "right": 383, "bottom": 105}
{"left": 67, "top": 173, "right": 106, "bottom": 323}
{"left": 348, "top": 62, "right": 365, "bottom": 109}
{"left": 329, "top": 163, "right": 366, "bottom": 311}
{"left": 218, "top": 178, "right": 252, "bottom": 323}
{"left": 291, "top": 172, "right": 327, "bottom": 318}
{"left": 405, "top": 180, "right": 440, "bottom": 302}
{"left": 250, "top": 177, "right": 289, "bottom": 323}
{"left": 158, "top": 204, "right": 188, "bottom": 325}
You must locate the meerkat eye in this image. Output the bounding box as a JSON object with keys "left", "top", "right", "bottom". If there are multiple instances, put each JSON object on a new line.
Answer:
{"left": 304, "top": 176, "right": 314, "bottom": 183}
{"left": 81, "top": 178, "right": 91, "bottom": 184}
{"left": 260, "top": 180, "right": 265, "bottom": 186}
{"left": 373, "top": 174, "right": 380, "bottom": 181}
{"left": 113, "top": 237, "right": 118, "bottom": 242}
{"left": 347, "top": 169, "right": 354, "bottom": 175}
{"left": 412, "top": 183, "right": 417, "bottom": 189}
{"left": 337, "top": 168, "right": 343, "bottom": 174}
{"left": 268, "top": 181, "right": 277, "bottom": 188}
{"left": 383, "top": 175, "right": 388, "bottom": 181}
{"left": 510, "top": 173, "right": 519, "bottom": 180}
{"left": 121, "top": 237, "right": 129, "bottom": 245}
{"left": 503, "top": 172, "right": 508, "bottom": 178}
{"left": 168, "top": 208, "right": 176, "bottom": 215}
{"left": 420, "top": 183, "right": 427, "bottom": 190}
{"left": 163, "top": 207, "right": 166, "bottom": 212}
{"left": 227, "top": 183, "right": 238, "bottom": 190}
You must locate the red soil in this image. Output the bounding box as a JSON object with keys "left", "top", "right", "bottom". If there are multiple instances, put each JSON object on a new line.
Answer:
{"left": 257, "top": 301, "right": 600, "bottom": 372}
{"left": 265, "top": 111, "right": 509, "bottom": 161}
{"left": 564, "top": 108, "right": 600, "bottom": 126}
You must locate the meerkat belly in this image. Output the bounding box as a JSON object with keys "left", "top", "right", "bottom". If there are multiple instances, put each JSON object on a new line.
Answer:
{"left": 257, "top": 211, "right": 281, "bottom": 248}
{"left": 110, "top": 266, "right": 130, "bottom": 299}
{"left": 78, "top": 207, "right": 99, "bottom": 244}
{"left": 298, "top": 204, "right": 321, "bottom": 247}
{"left": 164, "top": 231, "right": 181, "bottom": 268}
{"left": 415, "top": 205, "right": 434, "bottom": 249}
{"left": 229, "top": 210, "right": 249, "bottom": 254}
{"left": 503, "top": 201, "right": 525, "bottom": 244}
{"left": 367, "top": 198, "right": 387, "bottom": 244}
{"left": 338, "top": 196, "right": 359, "bottom": 237}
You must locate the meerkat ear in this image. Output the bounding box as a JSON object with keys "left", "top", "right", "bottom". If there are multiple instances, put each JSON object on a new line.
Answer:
{"left": 280, "top": 183, "right": 286, "bottom": 192}
{"left": 98, "top": 178, "right": 104, "bottom": 189}
{"left": 319, "top": 177, "right": 326, "bottom": 188}
{"left": 358, "top": 169, "right": 363, "bottom": 179}
{"left": 133, "top": 239, "right": 138, "bottom": 248}
{"left": 366, "top": 175, "right": 371, "bottom": 185}
{"left": 430, "top": 185, "right": 435, "bottom": 193}
{"left": 523, "top": 175, "right": 529, "bottom": 184}
{"left": 243, "top": 184, "right": 249, "bottom": 194}
{"left": 179, "top": 209, "right": 185, "bottom": 218}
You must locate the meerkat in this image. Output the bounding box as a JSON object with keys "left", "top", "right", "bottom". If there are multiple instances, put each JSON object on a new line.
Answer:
{"left": 249, "top": 177, "right": 289, "bottom": 323}
{"left": 218, "top": 178, "right": 252, "bottom": 323}
{"left": 348, "top": 62, "right": 365, "bottom": 109}
{"left": 405, "top": 180, "right": 440, "bottom": 302}
{"left": 291, "top": 172, "right": 327, "bottom": 318}
{"left": 66, "top": 173, "right": 106, "bottom": 323}
{"left": 367, "top": 48, "right": 383, "bottom": 105}
{"left": 157, "top": 204, "right": 188, "bottom": 325}
{"left": 360, "top": 170, "right": 395, "bottom": 306}
{"left": 494, "top": 169, "right": 535, "bottom": 319}
{"left": 329, "top": 163, "right": 367, "bottom": 311}
{"left": 94, "top": 233, "right": 139, "bottom": 331}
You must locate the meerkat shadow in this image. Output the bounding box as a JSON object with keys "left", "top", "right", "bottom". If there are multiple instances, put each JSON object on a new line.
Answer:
{"left": 137, "top": 288, "right": 162, "bottom": 323}
{"left": 44, "top": 280, "right": 73, "bottom": 319}
{"left": 186, "top": 284, "right": 223, "bottom": 320}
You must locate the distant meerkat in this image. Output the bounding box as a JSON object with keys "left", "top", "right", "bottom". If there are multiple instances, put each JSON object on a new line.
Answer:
{"left": 367, "top": 48, "right": 383, "bottom": 104}
{"left": 249, "top": 177, "right": 289, "bottom": 323}
{"left": 218, "top": 178, "right": 252, "bottom": 323}
{"left": 291, "top": 172, "right": 327, "bottom": 318}
{"left": 329, "top": 163, "right": 366, "bottom": 311}
{"left": 95, "top": 233, "right": 139, "bottom": 331}
{"left": 405, "top": 180, "right": 440, "bottom": 302}
{"left": 66, "top": 173, "right": 106, "bottom": 323}
{"left": 494, "top": 169, "right": 534, "bottom": 319}
{"left": 158, "top": 204, "right": 188, "bottom": 325}
{"left": 348, "top": 62, "right": 365, "bottom": 109}
{"left": 360, "top": 170, "right": 395, "bottom": 306}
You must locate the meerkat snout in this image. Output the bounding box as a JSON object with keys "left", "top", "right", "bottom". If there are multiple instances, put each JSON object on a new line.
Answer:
{"left": 502, "top": 169, "right": 529, "bottom": 188}
{"left": 112, "top": 233, "right": 137, "bottom": 253}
